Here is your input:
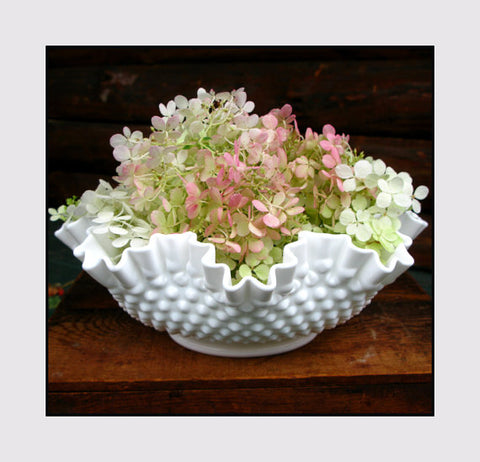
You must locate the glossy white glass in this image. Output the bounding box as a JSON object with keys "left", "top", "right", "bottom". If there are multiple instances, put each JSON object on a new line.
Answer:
{"left": 55, "top": 211, "right": 427, "bottom": 357}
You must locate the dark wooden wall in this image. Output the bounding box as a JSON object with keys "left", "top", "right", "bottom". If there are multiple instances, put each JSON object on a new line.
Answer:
{"left": 47, "top": 46, "right": 433, "bottom": 270}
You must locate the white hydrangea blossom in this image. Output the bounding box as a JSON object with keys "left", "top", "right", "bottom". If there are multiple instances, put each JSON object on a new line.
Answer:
{"left": 339, "top": 208, "right": 372, "bottom": 242}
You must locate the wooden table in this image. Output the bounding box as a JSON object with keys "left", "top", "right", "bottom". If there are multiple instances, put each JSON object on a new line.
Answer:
{"left": 47, "top": 271, "right": 432, "bottom": 415}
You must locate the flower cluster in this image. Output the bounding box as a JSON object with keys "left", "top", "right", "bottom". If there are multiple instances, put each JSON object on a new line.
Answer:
{"left": 49, "top": 88, "right": 429, "bottom": 284}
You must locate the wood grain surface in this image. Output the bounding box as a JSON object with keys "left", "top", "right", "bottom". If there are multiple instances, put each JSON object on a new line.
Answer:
{"left": 47, "top": 57, "right": 432, "bottom": 138}
{"left": 47, "top": 272, "right": 432, "bottom": 415}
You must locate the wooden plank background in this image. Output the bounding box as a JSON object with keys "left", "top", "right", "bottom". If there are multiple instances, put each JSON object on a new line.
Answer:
{"left": 47, "top": 46, "right": 433, "bottom": 269}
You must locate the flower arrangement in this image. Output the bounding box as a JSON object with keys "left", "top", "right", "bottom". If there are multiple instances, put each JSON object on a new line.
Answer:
{"left": 49, "top": 87, "right": 428, "bottom": 285}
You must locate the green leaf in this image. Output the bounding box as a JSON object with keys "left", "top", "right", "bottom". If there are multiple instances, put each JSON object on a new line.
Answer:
{"left": 66, "top": 195, "right": 79, "bottom": 206}
{"left": 48, "top": 295, "right": 62, "bottom": 310}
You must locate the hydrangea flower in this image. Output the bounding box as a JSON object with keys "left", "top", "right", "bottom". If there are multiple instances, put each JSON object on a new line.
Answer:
{"left": 339, "top": 208, "right": 372, "bottom": 242}
{"left": 50, "top": 88, "right": 429, "bottom": 283}
{"left": 376, "top": 175, "right": 412, "bottom": 209}
{"left": 411, "top": 185, "right": 429, "bottom": 213}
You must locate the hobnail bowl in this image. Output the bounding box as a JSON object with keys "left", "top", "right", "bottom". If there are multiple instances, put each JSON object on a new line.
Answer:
{"left": 55, "top": 211, "right": 427, "bottom": 357}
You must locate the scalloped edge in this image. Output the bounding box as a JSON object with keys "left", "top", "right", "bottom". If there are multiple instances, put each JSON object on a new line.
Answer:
{"left": 55, "top": 211, "right": 428, "bottom": 304}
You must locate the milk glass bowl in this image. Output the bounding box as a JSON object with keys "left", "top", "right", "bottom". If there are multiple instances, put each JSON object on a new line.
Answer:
{"left": 55, "top": 211, "right": 427, "bottom": 357}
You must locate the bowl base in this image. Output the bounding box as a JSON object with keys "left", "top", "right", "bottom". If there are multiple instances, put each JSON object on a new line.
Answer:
{"left": 168, "top": 332, "right": 318, "bottom": 358}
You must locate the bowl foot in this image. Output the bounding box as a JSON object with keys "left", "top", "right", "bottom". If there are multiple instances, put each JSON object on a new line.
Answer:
{"left": 168, "top": 332, "right": 318, "bottom": 358}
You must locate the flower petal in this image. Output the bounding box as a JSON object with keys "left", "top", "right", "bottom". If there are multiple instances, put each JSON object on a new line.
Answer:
{"left": 346, "top": 223, "right": 357, "bottom": 235}
{"left": 356, "top": 224, "right": 372, "bottom": 242}
{"left": 167, "top": 100, "right": 176, "bottom": 114}
{"left": 364, "top": 174, "right": 379, "bottom": 189}
{"left": 320, "top": 140, "right": 332, "bottom": 151}
{"left": 253, "top": 264, "right": 270, "bottom": 282}
{"left": 286, "top": 206, "right": 305, "bottom": 216}
{"left": 393, "top": 193, "right": 412, "bottom": 208}
{"left": 343, "top": 178, "right": 357, "bottom": 192}
{"left": 295, "top": 164, "right": 309, "bottom": 178}
{"left": 335, "top": 164, "right": 353, "bottom": 179}
{"left": 377, "top": 179, "right": 389, "bottom": 192}
{"left": 243, "top": 101, "right": 255, "bottom": 113}
{"left": 376, "top": 192, "right": 392, "bottom": 208}
{"left": 412, "top": 199, "right": 421, "bottom": 213}
{"left": 174, "top": 94, "right": 188, "bottom": 109}
{"left": 389, "top": 176, "right": 404, "bottom": 193}
{"left": 263, "top": 213, "right": 281, "bottom": 228}
{"left": 239, "top": 264, "right": 252, "bottom": 278}
{"left": 113, "top": 145, "right": 130, "bottom": 162}
{"left": 225, "top": 241, "right": 242, "bottom": 253}
{"left": 262, "top": 114, "right": 278, "bottom": 130}
{"left": 112, "top": 237, "right": 130, "bottom": 248}
{"left": 92, "top": 225, "right": 109, "bottom": 234}
{"left": 322, "top": 154, "right": 336, "bottom": 168}
{"left": 109, "top": 225, "right": 128, "bottom": 235}
{"left": 110, "top": 134, "right": 127, "bottom": 147}
{"left": 189, "top": 120, "right": 203, "bottom": 135}
{"left": 272, "top": 191, "right": 285, "bottom": 206}
{"left": 414, "top": 185, "right": 429, "bottom": 200}
{"left": 159, "top": 103, "right": 168, "bottom": 116}
{"left": 248, "top": 222, "right": 265, "bottom": 237}
{"left": 354, "top": 160, "right": 373, "bottom": 179}
{"left": 252, "top": 200, "right": 268, "bottom": 212}
{"left": 322, "top": 124, "right": 335, "bottom": 137}
{"left": 373, "top": 159, "right": 386, "bottom": 175}
{"left": 151, "top": 116, "right": 166, "bottom": 131}
{"left": 339, "top": 208, "right": 356, "bottom": 225}
{"left": 248, "top": 239, "right": 264, "bottom": 253}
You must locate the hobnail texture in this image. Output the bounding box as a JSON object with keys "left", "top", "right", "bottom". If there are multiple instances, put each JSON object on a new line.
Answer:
{"left": 55, "top": 211, "right": 427, "bottom": 357}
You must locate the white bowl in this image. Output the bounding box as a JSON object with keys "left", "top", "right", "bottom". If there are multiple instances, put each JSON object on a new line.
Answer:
{"left": 55, "top": 211, "right": 427, "bottom": 357}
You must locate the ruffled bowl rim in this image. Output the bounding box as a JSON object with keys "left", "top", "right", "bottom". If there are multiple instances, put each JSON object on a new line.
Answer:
{"left": 55, "top": 211, "right": 427, "bottom": 297}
